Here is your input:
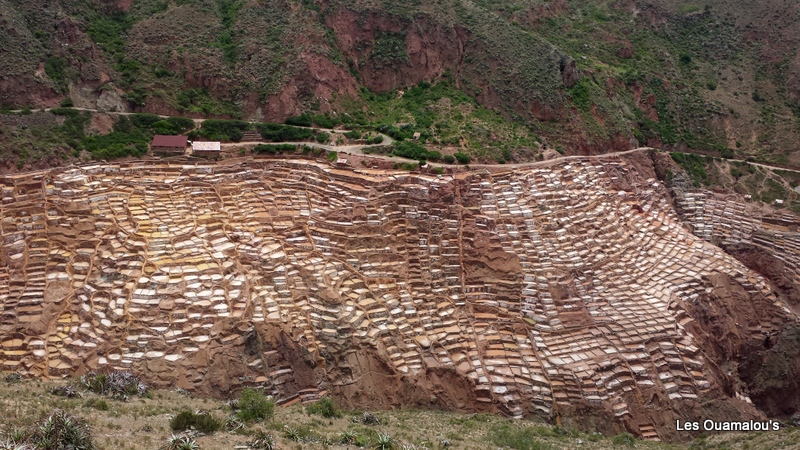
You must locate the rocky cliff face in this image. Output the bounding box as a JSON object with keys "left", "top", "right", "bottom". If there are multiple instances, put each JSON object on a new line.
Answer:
{"left": 0, "top": 153, "right": 797, "bottom": 440}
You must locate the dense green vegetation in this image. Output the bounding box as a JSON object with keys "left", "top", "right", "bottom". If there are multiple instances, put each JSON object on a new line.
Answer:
{"left": 487, "top": 424, "right": 558, "bottom": 450}
{"left": 351, "top": 78, "right": 541, "bottom": 162}
{"left": 670, "top": 152, "right": 709, "bottom": 186}
{"left": 32, "top": 110, "right": 195, "bottom": 161}
{"left": 370, "top": 31, "right": 409, "bottom": 68}
{"left": 44, "top": 56, "right": 70, "bottom": 93}
{"left": 258, "top": 123, "right": 316, "bottom": 142}
{"left": 252, "top": 143, "right": 305, "bottom": 154}
{"left": 83, "top": 113, "right": 195, "bottom": 160}
{"left": 192, "top": 119, "right": 251, "bottom": 142}
{"left": 390, "top": 141, "right": 429, "bottom": 160}
{"left": 286, "top": 113, "right": 341, "bottom": 128}
{"left": 176, "top": 88, "right": 242, "bottom": 118}
{"left": 214, "top": 0, "right": 244, "bottom": 64}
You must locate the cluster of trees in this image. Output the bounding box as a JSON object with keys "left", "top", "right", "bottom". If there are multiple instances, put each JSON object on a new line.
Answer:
{"left": 191, "top": 119, "right": 251, "bottom": 142}
{"left": 390, "top": 141, "right": 470, "bottom": 164}
{"left": 258, "top": 123, "right": 316, "bottom": 142}
{"left": 50, "top": 110, "right": 195, "bottom": 160}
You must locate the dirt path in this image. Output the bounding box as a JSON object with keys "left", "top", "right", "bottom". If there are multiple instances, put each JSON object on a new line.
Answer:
{"left": 9, "top": 107, "right": 800, "bottom": 174}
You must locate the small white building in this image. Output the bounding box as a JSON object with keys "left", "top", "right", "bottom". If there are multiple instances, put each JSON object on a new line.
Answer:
{"left": 191, "top": 141, "right": 221, "bottom": 157}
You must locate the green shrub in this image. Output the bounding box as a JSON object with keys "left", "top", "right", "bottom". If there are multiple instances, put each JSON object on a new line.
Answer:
{"left": 315, "top": 132, "right": 330, "bottom": 143}
{"left": 286, "top": 113, "right": 341, "bottom": 128}
{"left": 253, "top": 144, "right": 297, "bottom": 154}
{"left": 83, "top": 398, "right": 109, "bottom": 411}
{"left": 488, "top": 424, "right": 556, "bottom": 450}
{"left": 285, "top": 114, "right": 313, "bottom": 126}
{"left": 258, "top": 123, "right": 316, "bottom": 142}
{"left": 453, "top": 152, "right": 471, "bottom": 164}
{"left": 45, "top": 56, "right": 70, "bottom": 92}
{"left": 306, "top": 397, "right": 341, "bottom": 418}
{"left": 371, "top": 135, "right": 384, "bottom": 144}
{"left": 196, "top": 119, "right": 250, "bottom": 142}
{"left": 377, "top": 124, "right": 411, "bottom": 141}
{"left": 443, "top": 154, "right": 456, "bottom": 164}
{"left": 60, "top": 97, "right": 74, "bottom": 107}
{"left": 391, "top": 141, "right": 428, "bottom": 160}
{"left": 236, "top": 388, "right": 275, "bottom": 423}
{"left": 432, "top": 166, "right": 444, "bottom": 175}
{"left": 344, "top": 130, "right": 362, "bottom": 140}
{"left": 170, "top": 410, "right": 222, "bottom": 434}
{"left": 671, "top": 152, "right": 709, "bottom": 185}
{"left": 426, "top": 150, "right": 442, "bottom": 161}
{"left": 327, "top": 151, "right": 338, "bottom": 161}
{"left": 167, "top": 116, "right": 195, "bottom": 133}
{"left": 612, "top": 432, "right": 636, "bottom": 446}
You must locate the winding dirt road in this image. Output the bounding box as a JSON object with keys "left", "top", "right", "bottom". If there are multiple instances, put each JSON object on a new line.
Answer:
{"left": 8, "top": 107, "right": 800, "bottom": 174}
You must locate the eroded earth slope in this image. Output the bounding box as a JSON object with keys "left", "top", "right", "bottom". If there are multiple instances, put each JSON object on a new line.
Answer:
{"left": 1, "top": 154, "right": 798, "bottom": 440}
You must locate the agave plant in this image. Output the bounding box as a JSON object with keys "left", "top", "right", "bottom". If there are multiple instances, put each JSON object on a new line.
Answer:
{"left": 164, "top": 434, "right": 198, "bottom": 450}
{"left": 362, "top": 411, "right": 381, "bottom": 425}
{"left": 174, "top": 388, "right": 191, "bottom": 397}
{"left": 223, "top": 416, "right": 244, "bottom": 432}
{"left": 2, "top": 426, "right": 28, "bottom": 445}
{"left": 247, "top": 431, "right": 275, "bottom": 450}
{"left": 2, "top": 373, "right": 22, "bottom": 383}
{"left": 0, "top": 439, "right": 33, "bottom": 450}
{"left": 283, "top": 426, "right": 300, "bottom": 442}
{"left": 340, "top": 430, "right": 357, "bottom": 445}
{"left": 27, "top": 410, "right": 94, "bottom": 450}
{"left": 80, "top": 371, "right": 148, "bottom": 401}
{"left": 375, "top": 433, "right": 394, "bottom": 450}
{"left": 48, "top": 385, "right": 80, "bottom": 398}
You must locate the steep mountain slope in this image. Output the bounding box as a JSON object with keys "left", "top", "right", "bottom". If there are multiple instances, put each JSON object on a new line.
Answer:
{"left": 1, "top": 153, "right": 798, "bottom": 440}
{"left": 1, "top": 0, "right": 799, "bottom": 163}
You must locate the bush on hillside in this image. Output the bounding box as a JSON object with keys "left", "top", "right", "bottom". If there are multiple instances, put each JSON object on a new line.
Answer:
{"left": 235, "top": 389, "right": 275, "bottom": 423}
{"left": 454, "top": 152, "right": 471, "bottom": 164}
{"left": 196, "top": 119, "right": 251, "bottom": 142}
{"left": 391, "top": 141, "right": 429, "bottom": 160}
{"left": 306, "top": 397, "right": 341, "bottom": 418}
{"left": 253, "top": 144, "right": 297, "bottom": 154}
{"left": 315, "top": 131, "right": 330, "bottom": 143}
{"left": 170, "top": 410, "right": 223, "bottom": 434}
{"left": 258, "top": 123, "right": 316, "bottom": 142}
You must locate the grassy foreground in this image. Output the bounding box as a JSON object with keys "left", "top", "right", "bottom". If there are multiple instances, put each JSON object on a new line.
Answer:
{"left": 0, "top": 376, "right": 798, "bottom": 449}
